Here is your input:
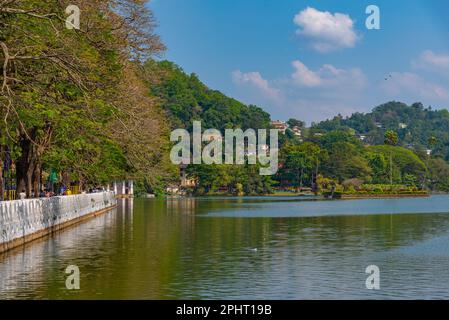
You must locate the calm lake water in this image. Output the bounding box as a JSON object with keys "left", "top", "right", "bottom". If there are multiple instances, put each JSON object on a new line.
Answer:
{"left": 2, "top": 195, "right": 449, "bottom": 299}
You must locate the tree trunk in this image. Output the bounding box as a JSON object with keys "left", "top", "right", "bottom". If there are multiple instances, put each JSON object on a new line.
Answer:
{"left": 16, "top": 137, "right": 31, "bottom": 196}
{"left": 0, "top": 145, "right": 4, "bottom": 201}
{"left": 16, "top": 132, "right": 38, "bottom": 198}
{"left": 297, "top": 169, "right": 301, "bottom": 192}
{"left": 15, "top": 126, "right": 51, "bottom": 198}
{"left": 26, "top": 160, "right": 35, "bottom": 197}
{"left": 32, "top": 161, "right": 41, "bottom": 196}
{"left": 390, "top": 152, "right": 393, "bottom": 185}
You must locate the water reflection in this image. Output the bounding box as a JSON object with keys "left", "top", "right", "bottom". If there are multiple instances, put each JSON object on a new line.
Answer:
{"left": 1, "top": 196, "right": 449, "bottom": 299}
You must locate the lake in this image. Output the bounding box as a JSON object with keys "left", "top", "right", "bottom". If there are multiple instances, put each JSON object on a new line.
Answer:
{"left": 1, "top": 195, "right": 449, "bottom": 299}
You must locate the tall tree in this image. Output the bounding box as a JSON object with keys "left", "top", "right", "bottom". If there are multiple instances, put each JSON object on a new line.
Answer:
{"left": 384, "top": 130, "right": 398, "bottom": 184}
{"left": 287, "top": 118, "right": 305, "bottom": 128}
{"left": 1, "top": 0, "right": 169, "bottom": 197}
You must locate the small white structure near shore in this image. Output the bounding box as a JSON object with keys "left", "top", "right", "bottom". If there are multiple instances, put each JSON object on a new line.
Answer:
{"left": 113, "top": 180, "right": 134, "bottom": 198}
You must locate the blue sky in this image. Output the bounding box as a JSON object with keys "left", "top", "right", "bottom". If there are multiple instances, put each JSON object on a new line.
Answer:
{"left": 150, "top": 0, "right": 449, "bottom": 123}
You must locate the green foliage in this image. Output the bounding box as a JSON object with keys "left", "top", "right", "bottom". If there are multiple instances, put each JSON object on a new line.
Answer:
{"left": 321, "top": 141, "right": 372, "bottom": 183}
{"left": 384, "top": 130, "right": 399, "bottom": 146}
{"left": 287, "top": 118, "right": 305, "bottom": 128}
{"left": 367, "top": 145, "right": 427, "bottom": 184}
{"left": 0, "top": 1, "right": 171, "bottom": 193}
{"left": 427, "top": 158, "right": 449, "bottom": 191}
{"left": 143, "top": 60, "right": 271, "bottom": 131}
{"left": 187, "top": 163, "right": 274, "bottom": 196}
{"left": 143, "top": 60, "right": 274, "bottom": 195}
{"left": 313, "top": 101, "right": 449, "bottom": 161}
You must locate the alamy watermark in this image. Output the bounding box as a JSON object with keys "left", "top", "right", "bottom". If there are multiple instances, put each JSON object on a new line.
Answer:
{"left": 366, "top": 5, "right": 381, "bottom": 30}
{"left": 365, "top": 265, "right": 380, "bottom": 290}
{"left": 65, "top": 5, "right": 80, "bottom": 30}
{"left": 65, "top": 265, "right": 80, "bottom": 290}
{"left": 64, "top": 4, "right": 380, "bottom": 31}
{"left": 170, "top": 121, "right": 279, "bottom": 175}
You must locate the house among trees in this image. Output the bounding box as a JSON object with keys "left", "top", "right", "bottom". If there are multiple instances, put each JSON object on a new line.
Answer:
{"left": 180, "top": 164, "right": 196, "bottom": 188}
{"left": 291, "top": 126, "right": 302, "bottom": 138}
{"left": 357, "top": 134, "right": 368, "bottom": 142}
{"left": 271, "top": 120, "right": 288, "bottom": 134}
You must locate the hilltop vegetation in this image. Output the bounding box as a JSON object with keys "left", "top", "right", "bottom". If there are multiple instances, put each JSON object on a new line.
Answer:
{"left": 140, "top": 61, "right": 449, "bottom": 194}
{"left": 143, "top": 60, "right": 274, "bottom": 195}
{"left": 313, "top": 101, "right": 449, "bottom": 160}
{"left": 276, "top": 101, "right": 449, "bottom": 194}
{"left": 143, "top": 60, "right": 271, "bottom": 131}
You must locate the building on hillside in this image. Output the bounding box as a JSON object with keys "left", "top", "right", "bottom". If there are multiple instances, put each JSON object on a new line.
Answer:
{"left": 291, "top": 126, "right": 302, "bottom": 138}
{"left": 271, "top": 120, "right": 288, "bottom": 134}
{"left": 399, "top": 123, "right": 408, "bottom": 129}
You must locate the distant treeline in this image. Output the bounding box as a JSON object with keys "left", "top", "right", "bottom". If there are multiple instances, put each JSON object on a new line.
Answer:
{"left": 146, "top": 62, "right": 449, "bottom": 194}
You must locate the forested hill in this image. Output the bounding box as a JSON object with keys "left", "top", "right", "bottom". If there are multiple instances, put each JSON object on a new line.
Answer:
{"left": 143, "top": 60, "right": 271, "bottom": 131}
{"left": 313, "top": 101, "right": 449, "bottom": 160}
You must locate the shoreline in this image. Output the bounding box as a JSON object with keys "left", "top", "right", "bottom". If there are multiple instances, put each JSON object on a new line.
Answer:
{"left": 165, "top": 192, "right": 434, "bottom": 200}
{"left": 338, "top": 193, "right": 430, "bottom": 200}
{"left": 0, "top": 192, "right": 117, "bottom": 254}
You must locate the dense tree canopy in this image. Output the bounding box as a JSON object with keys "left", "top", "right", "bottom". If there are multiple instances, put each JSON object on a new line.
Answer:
{"left": 313, "top": 101, "right": 449, "bottom": 160}
{"left": 0, "top": 0, "right": 172, "bottom": 197}
{"left": 143, "top": 60, "right": 271, "bottom": 131}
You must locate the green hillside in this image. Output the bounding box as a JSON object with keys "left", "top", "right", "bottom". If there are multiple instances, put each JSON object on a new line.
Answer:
{"left": 313, "top": 101, "right": 449, "bottom": 160}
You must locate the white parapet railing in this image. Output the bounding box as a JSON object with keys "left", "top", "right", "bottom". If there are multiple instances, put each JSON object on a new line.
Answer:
{"left": 0, "top": 191, "right": 116, "bottom": 251}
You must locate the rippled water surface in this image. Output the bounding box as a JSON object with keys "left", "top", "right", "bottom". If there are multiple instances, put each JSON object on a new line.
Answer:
{"left": 2, "top": 195, "right": 449, "bottom": 299}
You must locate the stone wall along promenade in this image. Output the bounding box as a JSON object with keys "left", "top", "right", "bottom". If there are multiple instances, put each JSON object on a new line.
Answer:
{"left": 0, "top": 192, "right": 116, "bottom": 253}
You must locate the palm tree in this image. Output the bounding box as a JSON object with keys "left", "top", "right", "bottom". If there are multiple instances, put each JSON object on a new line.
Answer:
{"left": 426, "top": 136, "right": 438, "bottom": 187}
{"left": 384, "top": 130, "right": 398, "bottom": 185}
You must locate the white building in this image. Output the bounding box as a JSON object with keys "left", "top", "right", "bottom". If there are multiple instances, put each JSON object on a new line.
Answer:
{"left": 291, "top": 126, "right": 302, "bottom": 137}
{"left": 271, "top": 120, "right": 288, "bottom": 134}
{"left": 113, "top": 180, "right": 134, "bottom": 198}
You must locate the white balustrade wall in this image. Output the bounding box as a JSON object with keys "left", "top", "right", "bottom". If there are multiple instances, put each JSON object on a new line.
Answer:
{"left": 0, "top": 192, "right": 116, "bottom": 250}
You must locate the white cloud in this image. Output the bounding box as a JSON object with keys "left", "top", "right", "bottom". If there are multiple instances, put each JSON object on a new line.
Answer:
{"left": 382, "top": 72, "right": 449, "bottom": 101}
{"left": 413, "top": 50, "right": 449, "bottom": 72}
{"left": 232, "top": 70, "right": 281, "bottom": 101}
{"left": 293, "top": 7, "right": 358, "bottom": 53}
{"left": 291, "top": 60, "right": 322, "bottom": 87}
{"left": 231, "top": 61, "right": 368, "bottom": 123}
{"left": 421, "top": 50, "right": 449, "bottom": 68}
{"left": 291, "top": 60, "right": 366, "bottom": 90}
